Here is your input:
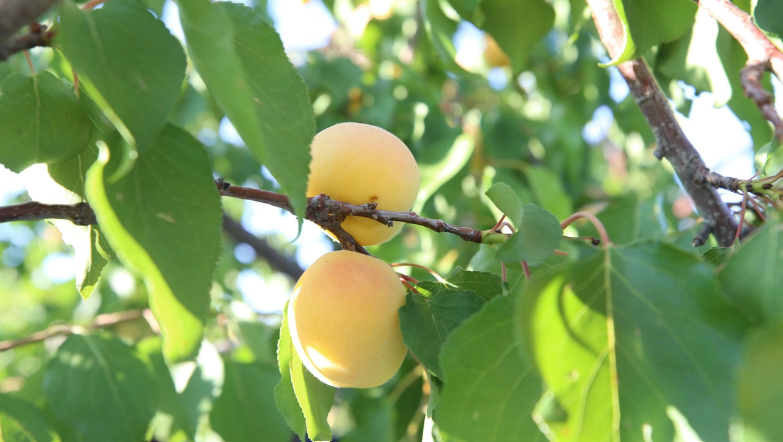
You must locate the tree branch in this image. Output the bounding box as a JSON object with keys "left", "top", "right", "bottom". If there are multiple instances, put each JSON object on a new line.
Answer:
{"left": 0, "top": 201, "right": 96, "bottom": 225}
{"left": 0, "top": 23, "right": 51, "bottom": 62}
{"left": 0, "top": 179, "right": 503, "bottom": 255}
{"left": 586, "top": 0, "right": 739, "bottom": 247}
{"left": 693, "top": 0, "right": 783, "bottom": 142}
{"left": 0, "top": 309, "right": 149, "bottom": 352}
{"left": 222, "top": 214, "right": 305, "bottom": 280}
{"left": 0, "top": 0, "right": 59, "bottom": 45}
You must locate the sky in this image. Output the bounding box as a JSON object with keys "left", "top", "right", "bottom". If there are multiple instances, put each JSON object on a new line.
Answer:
{"left": 0, "top": 0, "right": 779, "bottom": 313}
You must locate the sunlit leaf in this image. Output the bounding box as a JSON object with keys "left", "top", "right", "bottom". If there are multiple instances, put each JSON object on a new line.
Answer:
{"left": 738, "top": 322, "right": 783, "bottom": 442}
{"left": 718, "top": 220, "right": 783, "bottom": 324}
{"left": 44, "top": 335, "right": 157, "bottom": 442}
{"left": 85, "top": 124, "right": 222, "bottom": 362}
{"left": 0, "top": 394, "right": 61, "bottom": 442}
{"left": 56, "top": 0, "right": 186, "bottom": 151}
{"left": 0, "top": 72, "right": 91, "bottom": 172}
{"left": 399, "top": 287, "right": 485, "bottom": 377}
{"left": 437, "top": 296, "right": 544, "bottom": 442}
{"left": 518, "top": 241, "right": 749, "bottom": 442}
{"left": 178, "top": 1, "right": 313, "bottom": 217}
{"left": 486, "top": 182, "right": 562, "bottom": 265}
{"left": 211, "top": 360, "right": 292, "bottom": 442}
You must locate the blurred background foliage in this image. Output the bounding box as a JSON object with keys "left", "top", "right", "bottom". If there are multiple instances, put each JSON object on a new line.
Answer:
{"left": 1, "top": 0, "right": 782, "bottom": 440}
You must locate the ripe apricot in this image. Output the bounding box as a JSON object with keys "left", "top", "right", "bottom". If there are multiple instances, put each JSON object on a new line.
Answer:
{"left": 306, "top": 122, "right": 420, "bottom": 246}
{"left": 484, "top": 35, "right": 511, "bottom": 68}
{"left": 287, "top": 251, "right": 408, "bottom": 388}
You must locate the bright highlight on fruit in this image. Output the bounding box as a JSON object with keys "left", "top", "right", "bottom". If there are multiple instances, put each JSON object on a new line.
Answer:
{"left": 306, "top": 122, "right": 420, "bottom": 246}
{"left": 287, "top": 251, "right": 408, "bottom": 388}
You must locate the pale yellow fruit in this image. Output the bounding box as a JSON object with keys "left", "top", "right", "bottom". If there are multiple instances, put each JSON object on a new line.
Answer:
{"left": 306, "top": 122, "right": 420, "bottom": 246}
{"left": 287, "top": 251, "right": 408, "bottom": 388}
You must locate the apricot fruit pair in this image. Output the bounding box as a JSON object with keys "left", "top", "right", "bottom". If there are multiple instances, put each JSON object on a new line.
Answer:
{"left": 287, "top": 251, "right": 407, "bottom": 388}
{"left": 306, "top": 122, "right": 420, "bottom": 246}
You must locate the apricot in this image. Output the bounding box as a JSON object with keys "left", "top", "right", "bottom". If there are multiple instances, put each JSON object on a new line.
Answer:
{"left": 287, "top": 251, "right": 408, "bottom": 388}
{"left": 484, "top": 35, "right": 511, "bottom": 68}
{"left": 306, "top": 122, "right": 420, "bottom": 246}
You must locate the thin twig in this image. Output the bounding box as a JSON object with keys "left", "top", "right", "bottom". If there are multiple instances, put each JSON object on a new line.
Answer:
{"left": 735, "top": 190, "right": 749, "bottom": 243}
{"left": 0, "top": 309, "right": 148, "bottom": 352}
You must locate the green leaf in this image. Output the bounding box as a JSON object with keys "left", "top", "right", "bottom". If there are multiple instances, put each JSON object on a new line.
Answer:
{"left": 589, "top": 196, "right": 665, "bottom": 245}
{"left": 437, "top": 296, "right": 544, "bottom": 442}
{"left": 43, "top": 335, "right": 157, "bottom": 442}
{"left": 274, "top": 302, "right": 307, "bottom": 441}
{"left": 702, "top": 247, "right": 731, "bottom": 267}
{"left": 738, "top": 322, "right": 783, "bottom": 442}
{"left": 142, "top": 0, "right": 166, "bottom": 17}
{"left": 291, "top": 341, "right": 336, "bottom": 441}
{"left": 621, "top": 0, "right": 697, "bottom": 60}
{"left": 518, "top": 241, "right": 749, "bottom": 442}
{"left": 523, "top": 165, "right": 573, "bottom": 220}
{"left": 178, "top": 1, "right": 313, "bottom": 217}
{"left": 0, "top": 394, "right": 61, "bottom": 442}
{"left": 275, "top": 301, "right": 336, "bottom": 441}
{"left": 755, "top": 0, "right": 783, "bottom": 37}
{"left": 760, "top": 137, "right": 781, "bottom": 174}
{"left": 444, "top": 267, "right": 503, "bottom": 301}
{"left": 211, "top": 361, "right": 292, "bottom": 442}
{"left": 485, "top": 182, "right": 562, "bottom": 265}
{"left": 138, "top": 337, "right": 224, "bottom": 441}
{"left": 85, "top": 124, "right": 222, "bottom": 362}
{"left": 476, "top": 0, "right": 555, "bottom": 72}
{"left": 137, "top": 337, "right": 193, "bottom": 440}
{"left": 718, "top": 220, "right": 783, "bottom": 324}
{"left": 56, "top": 0, "right": 186, "bottom": 151}
{"left": 603, "top": 0, "right": 637, "bottom": 65}
{"left": 656, "top": 9, "right": 732, "bottom": 107}
{"left": 342, "top": 395, "right": 395, "bottom": 442}
{"left": 398, "top": 288, "right": 485, "bottom": 377}
{"left": 0, "top": 72, "right": 91, "bottom": 172}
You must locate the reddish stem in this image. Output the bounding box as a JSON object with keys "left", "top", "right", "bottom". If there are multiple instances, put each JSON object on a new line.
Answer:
{"left": 391, "top": 262, "right": 448, "bottom": 283}
{"left": 560, "top": 211, "right": 611, "bottom": 246}
{"left": 521, "top": 261, "right": 531, "bottom": 280}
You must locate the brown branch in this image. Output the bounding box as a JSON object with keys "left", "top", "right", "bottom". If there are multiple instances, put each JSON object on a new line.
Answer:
{"left": 0, "top": 0, "right": 59, "bottom": 45}
{"left": 0, "top": 23, "right": 52, "bottom": 62}
{"left": 0, "top": 201, "right": 96, "bottom": 225}
{"left": 586, "top": 0, "right": 739, "bottom": 247}
{"left": 694, "top": 0, "right": 783, "bottom": 142}
{"left": 222, "top": 214, "right": 304, "bottom": 280}
{"left": 0, "top": 309, "right": 148, "bottom": 352}
{"left": 1, "top": 180, "right": 501, "bottom": 255}
{"left": 216, "top": 179, "right": 489, "bottom": 246}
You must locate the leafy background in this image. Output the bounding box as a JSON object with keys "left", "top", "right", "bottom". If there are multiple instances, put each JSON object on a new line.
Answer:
{"left": 0, "top": 0, "right": 783, "bottom": 441}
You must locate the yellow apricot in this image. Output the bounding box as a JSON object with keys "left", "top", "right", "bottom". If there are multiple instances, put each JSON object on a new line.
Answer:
{"left": 287, "top": 251, "right": 408, "bottom": 388}
{"left": 484, "top": 35, "right": 511, "bottom": 68}
{"left": 306, "top": 122, "right": 420, "bottom": 246}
